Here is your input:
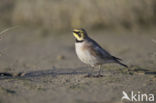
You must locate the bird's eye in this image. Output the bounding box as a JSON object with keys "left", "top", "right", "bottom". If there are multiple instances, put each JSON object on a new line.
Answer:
{"left": 77, "top": 32, "right": 81, "bottom": 37}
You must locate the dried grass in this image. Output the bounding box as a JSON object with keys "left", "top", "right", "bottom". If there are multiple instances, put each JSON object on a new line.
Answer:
{"left": 1, "top": 0, "right": 156, "bottom": 31}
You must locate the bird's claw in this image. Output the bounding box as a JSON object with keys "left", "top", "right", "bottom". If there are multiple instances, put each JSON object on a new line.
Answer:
{"left": 94, "top": 74, "right": 104, "bottom": 78}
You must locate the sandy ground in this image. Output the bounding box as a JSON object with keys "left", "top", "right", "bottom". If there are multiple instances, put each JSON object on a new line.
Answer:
{"left": 0, "top": 27, "right": 156, "bottom": 103}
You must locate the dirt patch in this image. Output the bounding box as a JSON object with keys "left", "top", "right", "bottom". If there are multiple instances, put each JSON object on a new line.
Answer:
{"left": 0, "top": 28, "right": 156, "bottom": 103}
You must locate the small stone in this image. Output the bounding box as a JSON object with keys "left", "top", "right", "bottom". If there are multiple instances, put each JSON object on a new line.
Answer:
{"left": 137, "top": 72, "right": 145, "bottom": 75}
{"left": 57, "top": 55, "right": 65, "bottom": 60}
{"left": 17, "top": 72, "right": 27, "bottom": 77}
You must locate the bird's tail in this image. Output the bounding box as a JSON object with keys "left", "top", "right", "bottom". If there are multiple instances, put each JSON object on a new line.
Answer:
{"left": 112, "top": 56, "right": 128, "bottom": 68}
{"left": 117, "top": 61, "right": 128, "bottom": 68}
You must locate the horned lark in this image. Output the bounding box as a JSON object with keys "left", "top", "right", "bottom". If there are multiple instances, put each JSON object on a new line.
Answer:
{"left": 72, "top": 28, "right": 128, "bottom": 77}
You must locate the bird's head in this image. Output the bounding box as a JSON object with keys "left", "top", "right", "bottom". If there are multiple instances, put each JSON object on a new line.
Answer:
{"left": 72, "top": 28, "right": 88, "bottom": 42}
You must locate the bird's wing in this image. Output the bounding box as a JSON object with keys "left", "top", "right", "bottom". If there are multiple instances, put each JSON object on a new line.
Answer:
{"left": 84, "top": 38, "right": 128, "bottom": 67}
{"left": 89, "top": 38, "right": 124, "bottom": 61}
{"left": 85, "top": 38, "right": 113, "bottom": 60}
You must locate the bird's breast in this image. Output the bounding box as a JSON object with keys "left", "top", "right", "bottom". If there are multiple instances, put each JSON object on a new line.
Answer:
{"left": 75, "top": 42, "right": 98, "bottom": 66}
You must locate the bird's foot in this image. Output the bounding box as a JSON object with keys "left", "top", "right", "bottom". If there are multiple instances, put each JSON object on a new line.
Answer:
{"left": 84, "top": 73, "right": 93, "bottom": 78}
{"left": 94, "top": 74, "right": 104, "bottom": 78}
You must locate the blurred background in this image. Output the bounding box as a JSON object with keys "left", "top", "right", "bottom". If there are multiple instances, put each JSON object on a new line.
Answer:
{"left": 0, "top": 0, "right": 156, "bottom": 31}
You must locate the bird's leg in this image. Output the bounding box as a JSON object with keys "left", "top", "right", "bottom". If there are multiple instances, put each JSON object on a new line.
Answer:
{"left": 85, "top": 66, "right": 94, "bottom": 77}
{"left": 96, "top": 65, "right": 103, "bottom": 77}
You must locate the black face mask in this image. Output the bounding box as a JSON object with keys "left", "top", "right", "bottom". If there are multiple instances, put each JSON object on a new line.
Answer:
{"left": 73, "top": 31, "right": 81, "bottom": 38}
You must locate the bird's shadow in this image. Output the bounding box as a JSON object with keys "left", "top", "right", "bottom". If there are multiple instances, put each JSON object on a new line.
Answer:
{"left": 0, "top": 67, "right": 91, "bottom": 80}
{"left": 0, "top": 66, "right": 156, "bottom": 80}
{"left": 127, "top": 65, "right": 156, "bottom": 75}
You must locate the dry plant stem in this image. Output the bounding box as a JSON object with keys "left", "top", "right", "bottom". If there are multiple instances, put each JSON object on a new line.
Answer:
{"left": 0, "top": 26, "right": 18, "bottom": 36}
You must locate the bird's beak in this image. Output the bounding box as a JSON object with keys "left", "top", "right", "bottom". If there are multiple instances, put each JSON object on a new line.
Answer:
{"left": 72, "top": 30, "right": 78, "bottom": 33}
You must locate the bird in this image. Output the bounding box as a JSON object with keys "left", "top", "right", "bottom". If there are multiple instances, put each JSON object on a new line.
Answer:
{"left": 72, "top": 28, "right": 128, "bottom": 77}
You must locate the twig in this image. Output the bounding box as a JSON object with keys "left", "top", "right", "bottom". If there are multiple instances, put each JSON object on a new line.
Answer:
{"left": 0, "top": 26, "right": 19, "bottom": 56}
{"left": 0, "top": 26, "right": 19, "bottom": 36}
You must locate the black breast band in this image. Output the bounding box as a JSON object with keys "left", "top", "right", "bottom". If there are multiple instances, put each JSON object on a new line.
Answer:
{"left": 76, "top": 39, "right": 84, "bottom": 43}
